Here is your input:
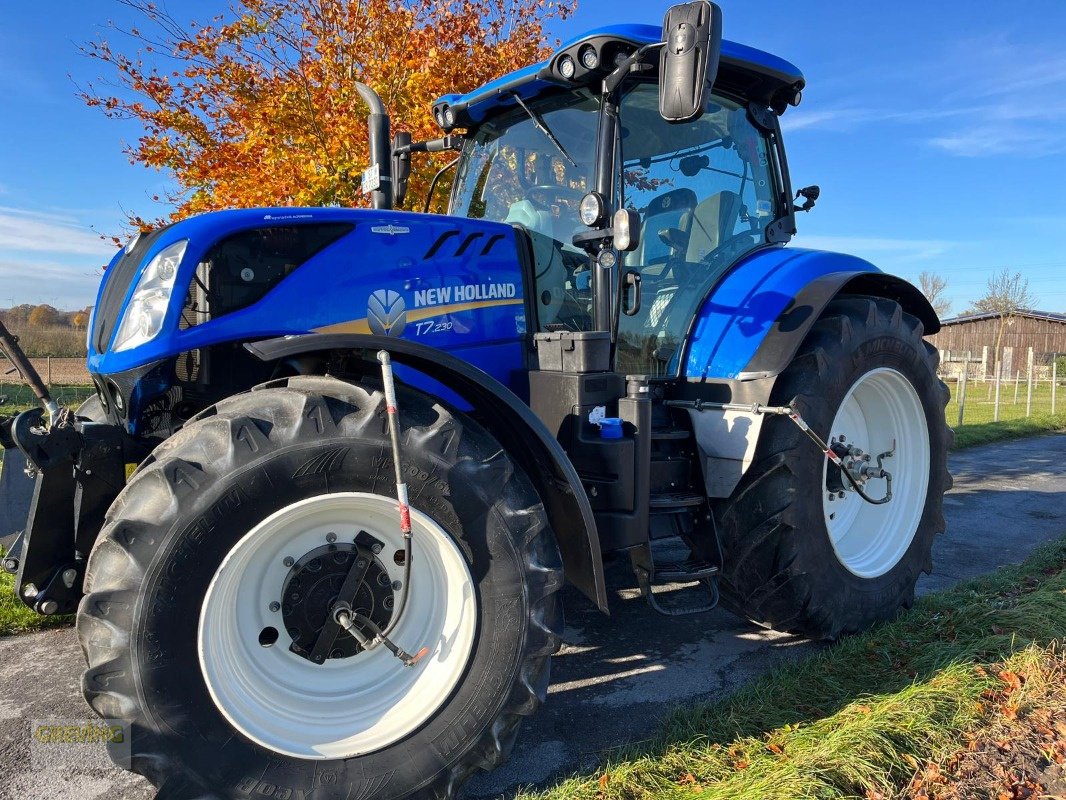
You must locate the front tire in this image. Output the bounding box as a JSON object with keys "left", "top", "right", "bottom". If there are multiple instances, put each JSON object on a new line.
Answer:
{"left": 714, "top": 297, "right": 952, "bottom": 639}
{"left": 77, "top": 375, "right": 563, "bottom": 799}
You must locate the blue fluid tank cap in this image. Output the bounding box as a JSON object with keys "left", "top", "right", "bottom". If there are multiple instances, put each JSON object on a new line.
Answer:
{"left": 599, "top": 418, "right": 623, "bottom": 439}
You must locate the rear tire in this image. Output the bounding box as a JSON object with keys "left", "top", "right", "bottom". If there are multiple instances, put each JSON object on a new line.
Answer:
{"left": 77, "top": 375, "right": 563, "bottom": 799}
{"left": 714, "top": 296, "right": 952, "bottom": 639}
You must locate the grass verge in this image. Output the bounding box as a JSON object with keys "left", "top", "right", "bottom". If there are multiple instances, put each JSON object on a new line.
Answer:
{"left": 523, "top": 536, "right": 1066, "bottom": 800}
{"left": 0, "top": 548, "right": 72, "bottom": 637}
{"left": 952, "top": 412, "right": 1066, "bottom": 450}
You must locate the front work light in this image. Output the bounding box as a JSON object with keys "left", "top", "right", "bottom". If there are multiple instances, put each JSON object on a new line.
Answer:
{"left": 559, "top": 55, "right": 576, "bottom": 79}
{"left": 112, "top": 240, "right": 189, "bottom": 353}
{"left": 580, "top": 45, "right": 599, "bottom": 70}
{"left": 579, "top": 192, "right": 607, "bottom": 227}
{"left": 613, "top": 208, "right": 641, "bottom": 252}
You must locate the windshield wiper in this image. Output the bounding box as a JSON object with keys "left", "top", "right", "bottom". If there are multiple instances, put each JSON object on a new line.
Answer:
{"left": 511, "top": 94, "right": 577, "bottom": 167}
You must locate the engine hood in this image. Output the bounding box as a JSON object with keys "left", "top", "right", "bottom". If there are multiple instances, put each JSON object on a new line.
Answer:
{"left": 88, "top": 207, "right": 530, "bottom": 378}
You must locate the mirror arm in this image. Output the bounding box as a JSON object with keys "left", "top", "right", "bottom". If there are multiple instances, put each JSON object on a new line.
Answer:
{"left": 423, "top": 157, "right": 461, "bottom": 214}
{"left": 603, "top": 42, "right": 666, "bottom": 98}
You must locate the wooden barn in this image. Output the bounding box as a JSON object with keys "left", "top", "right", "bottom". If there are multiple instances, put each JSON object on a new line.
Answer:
{"left": 928, "top": 310, "right": 1066, "bottom": 378}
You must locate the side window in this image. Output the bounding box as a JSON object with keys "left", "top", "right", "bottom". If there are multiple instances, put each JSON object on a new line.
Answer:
{"left": 616, "top": 84, "right": 778, "bottom": 375}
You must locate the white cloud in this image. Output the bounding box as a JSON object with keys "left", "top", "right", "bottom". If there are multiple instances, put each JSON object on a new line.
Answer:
{"left": 785, "top": 36, "right": 1066, "bottom": 159}
{"left": 792, "top": 235, "right": 957, "bottom": 261}
{"left": 0, "top": 257, "right": 104, "bottom": 309}
{"left": 0, "top": 206, "right": 116, "bottom": 258}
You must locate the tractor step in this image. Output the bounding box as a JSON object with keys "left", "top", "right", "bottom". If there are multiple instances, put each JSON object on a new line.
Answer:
{"left": 650, "top": 427, "right": 690, "bottom": 441}
{"left": 649, "top": 491, "right": 704, "bottom": 511}
{"left": 628, "top": 539, "right": 720, "bottom": 617}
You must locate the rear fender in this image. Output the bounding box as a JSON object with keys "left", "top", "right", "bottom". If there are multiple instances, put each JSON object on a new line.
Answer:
{"left": 247, "top": 334, "right": 609, "bottom": 613}
{"left": 678, "top": 247, "right": 939, "bottom": 498}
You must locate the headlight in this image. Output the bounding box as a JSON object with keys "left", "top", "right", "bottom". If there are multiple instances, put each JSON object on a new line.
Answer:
{"left": 579, "top": 192, "right": 607, "bottom": 227}
{"left": 111, "top": 240, "right": 188, "bottom": 353}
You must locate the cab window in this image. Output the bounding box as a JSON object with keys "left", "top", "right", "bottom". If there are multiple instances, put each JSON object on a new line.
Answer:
{"left": 615, "top": 83, "right": 778, "bottom": 375}
{"left": 451, "top": 89, "right": 599, "bottom": 331}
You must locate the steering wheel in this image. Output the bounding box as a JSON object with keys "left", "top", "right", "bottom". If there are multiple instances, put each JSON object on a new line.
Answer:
{"left": 527, "top": 184, "right": 586, "bottom": 212}
{"left": 702, "top": 231, "right": 759, "bottom": 272}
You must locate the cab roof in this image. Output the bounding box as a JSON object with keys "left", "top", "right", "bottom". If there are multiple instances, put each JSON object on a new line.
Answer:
{"left": 433, "top": 24, "right": 805, "bottom": 129}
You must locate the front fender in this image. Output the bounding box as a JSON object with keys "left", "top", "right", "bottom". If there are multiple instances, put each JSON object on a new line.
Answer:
{"left": 246, "top": 333, "right": 609, "bottom": 613}
{"left": 683, "top": 247, "right": 939, "bottom": 382}
{"left": 676, "top": 246, "right": 938, "bottom": 500}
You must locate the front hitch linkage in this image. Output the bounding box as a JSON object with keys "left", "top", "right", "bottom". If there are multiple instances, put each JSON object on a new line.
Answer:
{"left": 665, "top": 399, "right": 895, "bottom": 505}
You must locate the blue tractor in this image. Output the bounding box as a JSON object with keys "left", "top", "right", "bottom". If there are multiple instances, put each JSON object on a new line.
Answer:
{"left": 0, "top": 3, "right": 950, "bottom": 797}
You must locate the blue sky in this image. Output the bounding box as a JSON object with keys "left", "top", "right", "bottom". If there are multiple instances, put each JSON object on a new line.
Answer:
{"left": 3, "top": 0, "right": 1065, "bottom": 312}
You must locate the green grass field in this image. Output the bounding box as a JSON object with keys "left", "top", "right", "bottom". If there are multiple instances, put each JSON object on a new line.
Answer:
{"left": 524, "top": 536, "right": 1066, "bottom": 800}
{"left": 944, "top": 377, "right": 1063, "bottom": 426}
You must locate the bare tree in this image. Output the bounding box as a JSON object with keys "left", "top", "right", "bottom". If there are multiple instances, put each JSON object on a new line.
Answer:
{"left": 971, "top": 270, "right": 1034, "bottom": 378}
{"left": 918, "top": 271, "right": 952, "bottom": 318}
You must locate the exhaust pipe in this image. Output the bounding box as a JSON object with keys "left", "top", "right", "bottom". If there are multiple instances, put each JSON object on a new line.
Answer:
{"left": 355, "top": 82, "right": 393, "bottom": 210}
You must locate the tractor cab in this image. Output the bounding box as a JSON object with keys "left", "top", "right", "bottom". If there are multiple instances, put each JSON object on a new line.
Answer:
{"left": 408, "top": 21, "right": 805, "bottom": 379}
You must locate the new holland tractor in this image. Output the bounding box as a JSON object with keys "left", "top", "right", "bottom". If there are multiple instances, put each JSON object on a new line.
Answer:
{"left": 0, "top": 4, "right": 950, "bottom": 798}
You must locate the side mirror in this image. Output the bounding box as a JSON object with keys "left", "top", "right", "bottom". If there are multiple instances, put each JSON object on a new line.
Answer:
{"left": 392, "top": 132, "right": 412, "bottom": 208}
{"left": 659, "top": 1, "right": 723, "bottom": 123}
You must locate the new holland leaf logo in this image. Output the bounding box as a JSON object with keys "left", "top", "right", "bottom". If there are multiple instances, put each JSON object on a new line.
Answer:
{"left": 368, "top": 289, "right": 407, "bottom": 337}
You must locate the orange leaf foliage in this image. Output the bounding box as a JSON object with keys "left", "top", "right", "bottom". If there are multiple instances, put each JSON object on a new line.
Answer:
{"left": 80, "top": 0, "right": 576, "bottom": 226}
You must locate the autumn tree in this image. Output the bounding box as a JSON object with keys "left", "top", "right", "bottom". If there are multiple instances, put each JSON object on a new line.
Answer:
{"left": 970, "top": 269, "right": 1034, "bottom": 378}
{"left": 71, "top": 312, "right": 90, "bottom": 329}
{"left": 917, "top": 271, "right": 951, "bottom": 319}
{"left": 27, "top": 305, "right": 60, "bottom": 327}
{"left": 81, "top": 0, "right": 575, "bottom": 226}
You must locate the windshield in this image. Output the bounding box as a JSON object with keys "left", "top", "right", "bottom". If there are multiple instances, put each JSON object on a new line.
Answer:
{"left": 451, "top": 89, "right": 599, "bottom": 330}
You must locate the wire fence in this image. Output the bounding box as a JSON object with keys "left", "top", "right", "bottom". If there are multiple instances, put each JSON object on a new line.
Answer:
{"left": 939, "top": 348, "right": 1063, "bottom": 426}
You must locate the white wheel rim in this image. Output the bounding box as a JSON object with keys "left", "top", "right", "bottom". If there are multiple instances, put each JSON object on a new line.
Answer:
{"left": 822, "top": 367, "right": 930, "bottom": 578}
{"left": 198, "top": 492, "right": 477, "bottom": 759}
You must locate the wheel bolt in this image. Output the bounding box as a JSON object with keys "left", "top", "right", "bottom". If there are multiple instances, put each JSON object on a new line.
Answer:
{"left": 39, "top": 600, "right": 59, "bottom": 615}
{"left": 326, "top": 532, "right": 337, "bottom": 543}
{"left": 269, "top": 602, "right": 281, "bottom": 612}
{"left": 827, "top": 493, "right": 835, "bottom": 502}
{"left": 392, "top": 580, "right": 402, "bottom": 591}
{"left": 383, "top": 597, "right": 394, "bottom": 610}
{"left": 371, "top": 543, "right": 382, "bottom": 554}
{"left": 838, "top": 491, "right": 845, "bottom": 499}
{"left": 283, "top": 556, "right": 295, "bottom": 568}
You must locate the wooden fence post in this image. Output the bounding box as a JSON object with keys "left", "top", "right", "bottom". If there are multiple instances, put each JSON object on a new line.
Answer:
{"left": 1054, "top": 355, "right": 1059, "bottom": 416}
{"left": 957, "top": 357, "right": 969, "bottom": 428}
{"left": 994, "top": 352, "right": 1002, "bottom": 422}
{"left": 46, "top": 356, "right": 51, "bottom": 388}
{"left": 1026, "top": 348, "right": 1034, "bottom": 417}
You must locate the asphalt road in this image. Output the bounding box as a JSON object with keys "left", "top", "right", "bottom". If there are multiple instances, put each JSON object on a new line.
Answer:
{"left": 1, "top": 434, "right": 1064, "bottom": 800}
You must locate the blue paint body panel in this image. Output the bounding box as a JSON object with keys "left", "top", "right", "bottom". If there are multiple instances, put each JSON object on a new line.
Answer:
{"left": 683, "top": 247, "right": 882, "bottom": 381}
{"left": 436, "top": 24, "right": 803, "bottom": 126}
{"left": 89, "top": 208, "right": 531, "bottom": 423}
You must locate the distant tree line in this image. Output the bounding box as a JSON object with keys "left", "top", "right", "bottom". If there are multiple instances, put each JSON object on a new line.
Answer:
{"left": 0, "top": 305, "right": 92, "bottom": 358}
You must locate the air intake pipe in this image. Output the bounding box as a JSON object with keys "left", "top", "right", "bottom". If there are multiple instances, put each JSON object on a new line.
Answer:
{"left": 355, "top": 82, "right": 393, "bottom": 210}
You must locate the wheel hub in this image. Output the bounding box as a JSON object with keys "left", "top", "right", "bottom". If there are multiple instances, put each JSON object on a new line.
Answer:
{"left": 282, "top": 539, "right": 394, "bottom": 662}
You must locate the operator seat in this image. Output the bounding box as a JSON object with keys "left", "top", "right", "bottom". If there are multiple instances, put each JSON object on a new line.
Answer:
{"left": 506, "top": 199, "right": 568, "bottom": 325}
{"left": 644, "top": 190, "right": 744, "bottom": 365}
